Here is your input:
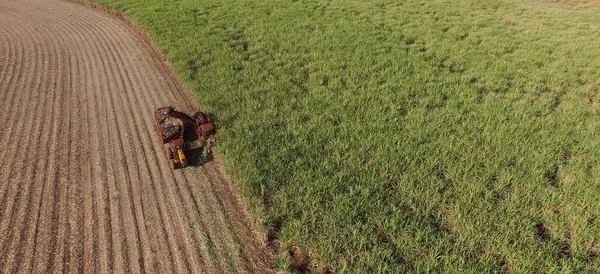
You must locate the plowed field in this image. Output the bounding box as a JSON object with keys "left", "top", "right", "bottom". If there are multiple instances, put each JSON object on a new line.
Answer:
{"left": 0, "top": 0, "right": 275, "bottom": 273}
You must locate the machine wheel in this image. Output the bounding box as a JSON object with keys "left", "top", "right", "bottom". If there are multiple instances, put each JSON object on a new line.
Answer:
{"left": 181, "top": 162, "right": 188, "bottom": 168}
{"left": 169, "top": 160, "right": 176, "bottom": 169}
{"left": 165, "top": 147, "right": 174, "bottom": 160}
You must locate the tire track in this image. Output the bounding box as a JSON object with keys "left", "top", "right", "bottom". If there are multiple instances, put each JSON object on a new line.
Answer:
{"left": 128, "top": 54, "right": 222, "bottom": 272}
{"left": 74, "top": 11, "right": 115, "bottom": 273}
{"left": 180, "top": 171, "right": 242, "bottom": 271}
{"left": 0, "top": 0, "right": 276, "bottom": 272}
{"left": 35, "top": 22, "right": 68, "bottom": 274}
{"left": 76, "top": 20, "right": 106, "bottom": 274}
{"left": 92, "top": 23, "right": 134, "bottom": 274}
{"left": 63, "top": 31, "right": 85, "bottom": 273}
{"left": 122, "top": 34, "right": 245, "bottom": 274}
{"left": 90, "top": 25, "right": 125, "bottom": 274}
{"left": 93, "top": 20, "right": 201, "bottom": 272}
{"left": 92, "top": 18, "right": 192, "bottom": 274}
{"left": 47, "top": 37, "right": 71, "bottom": 274}
{"left": 103, "top": 26, "right": 214, "bottom": 272}
{"left": 117, "top": 29, "right": 232, "bottom": 272}
{"left": 95, "top": 21, "right": 208, "bottom": 273}
{"left": 72, "top": 7, "right": 188, "bottom": 273}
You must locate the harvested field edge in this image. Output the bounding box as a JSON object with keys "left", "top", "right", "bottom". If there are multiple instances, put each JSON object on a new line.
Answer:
{"left": 67, "top": 0, "right": 317, "bottom": 271}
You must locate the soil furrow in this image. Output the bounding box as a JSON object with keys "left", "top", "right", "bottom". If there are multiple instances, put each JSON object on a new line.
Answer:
{"left": 106, "top": 33, "right": 205, "bottom": 272}
{"left": 29, "top": 8, "right": 88, "bottom": 272}
{"left": 83, "top": 19, "right": 116, "bottom": 274}
{"left": 94, "top": 27, "right": 201, "bottom": 273}
{"left": 64, "top": 35, "right": 85, "bottom": 274}
{"left": 82, "top": 24, "right": 179, "bottom": 271}
{"left": 91, "top": 28, "right": 126, "bottom": 274}
{"left": 85, "top": 2, "right": 274, "bottom": 270}
{"left": 133, "top": 48, "right": 243, "bottom": 273}
{"left": 4, "top": 17, "right": 67, "bottom": 273}
{"left": 74, "top": 20, "right": 104, "bottom": 274}
{"left": 0, "top": 20, "right": 49, "bottom": 265}
{"left": 129, "top": 62, "right": 219, "bottom": 272}
{"left": 110, "top": 49, "right": 209, "bottom": 274}
{"left": 95, "top": 22, "right": 196, "bottom": 272}
{"left": 0, "top": 25, "right": 22, "bottom": 214}
{"left": 40, "top": 8, "right": 108, "bottom": 272}
{"left": 40, "top": 25, "right": 69, "bottom": 274}
{"left": 92, "top": 25, "right": 138, "bottom": 274}
{"left": 0, "top": 22, "right": 23, "bottom": 106}
{"left": 96, "top": 28, "right": 161, "bottom": 273}
{"left": 0, "top": 24, "right": 15, "bottom": 90}
{"left": 0, "top": 22, "right": 39, "bottom": 224}
{"left": 121, "top": 68, "right": 204, "bottom": 274}
{"left": 51, "top": 22, "right": 78, "bottom": 273}
{"left": 77, "top": 29, "right": 99, "bottom": 274}
{"left": 29, "top": 29, "right": 66, "bottom": 274}
{"left": 47, "top": 38, "right": 71, "bottom": 274}
{"left": 92, "top": 14, "right": 200, "bottom": 272}
{"left": 85, "top": 13, "right": 178, "bottom": 274}
{"left": 112, "top": 27, "right": 232, "bottom": 272}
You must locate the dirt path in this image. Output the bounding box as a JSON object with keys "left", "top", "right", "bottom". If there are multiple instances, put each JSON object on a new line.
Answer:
{"left": 0, "top": 0, "right": 276, "bottom": 273}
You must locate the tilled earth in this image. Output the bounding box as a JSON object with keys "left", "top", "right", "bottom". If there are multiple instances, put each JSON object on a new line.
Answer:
{"left": 0, "top": 0, "right": 275, "bottom": 272}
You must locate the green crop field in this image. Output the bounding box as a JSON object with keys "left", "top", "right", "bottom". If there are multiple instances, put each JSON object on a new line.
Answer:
{"left": 91, "top": 0, "right": 600, "bottom": 272}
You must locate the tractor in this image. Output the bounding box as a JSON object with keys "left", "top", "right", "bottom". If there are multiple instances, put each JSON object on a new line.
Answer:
{"left": 154, "top": 106, "right": 215, "bottom": 169}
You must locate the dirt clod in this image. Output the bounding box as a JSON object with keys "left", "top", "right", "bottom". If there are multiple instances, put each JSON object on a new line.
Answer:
{"left": 288, "top": 244, "right": 310, "bottom": 273}
{"left": 535, "top": 222, "right": 553, "bottom": 241}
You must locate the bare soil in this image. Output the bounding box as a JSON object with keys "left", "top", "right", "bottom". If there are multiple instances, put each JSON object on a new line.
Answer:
{"left": 0, "top": 0, "right": 276, "bottom": 272}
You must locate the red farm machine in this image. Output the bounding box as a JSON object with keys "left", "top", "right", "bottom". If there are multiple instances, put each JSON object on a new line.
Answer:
{"left": 154, "top": 106, "right": 215, "bottom": 169}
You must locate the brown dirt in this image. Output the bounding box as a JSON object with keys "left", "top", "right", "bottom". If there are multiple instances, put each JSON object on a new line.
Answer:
{"left": 0, "top": 0, "right": 276, "bottom": 273}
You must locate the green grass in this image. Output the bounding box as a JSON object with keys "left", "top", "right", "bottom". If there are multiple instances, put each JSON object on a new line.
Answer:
{"left": 92, "top": 0, "right": 600, "bottom": 272}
